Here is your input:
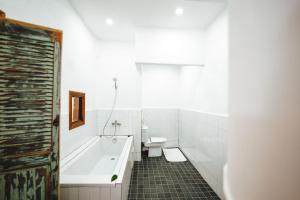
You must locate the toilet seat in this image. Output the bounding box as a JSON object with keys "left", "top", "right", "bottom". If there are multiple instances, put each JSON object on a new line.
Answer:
{"left": 150, "top": 137, "right": 167, "bottom": 143}
{"left": 145, "top": 137, "right": 167, "bottom": 147}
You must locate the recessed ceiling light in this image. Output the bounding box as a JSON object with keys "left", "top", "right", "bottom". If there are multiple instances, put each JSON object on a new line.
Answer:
{"left": 175, "top": 7, "right": 184, "bottom": 16}
{"left": 105, "top": 18, "right": 114, "bottom": 25}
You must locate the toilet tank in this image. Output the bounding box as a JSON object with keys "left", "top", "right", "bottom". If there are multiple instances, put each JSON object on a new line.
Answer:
{"left": 141, "top": 125, "right": 149, "bottom": 143}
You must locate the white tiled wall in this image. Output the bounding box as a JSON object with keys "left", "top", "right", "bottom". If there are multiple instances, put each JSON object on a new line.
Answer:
{"left": 97, "top": 109, "right": 142, "bottom": 161}
{"left": 60, "top": 109, "right": 141, "bottom": 161}
{"left": 179, "top": 109, "right": 228, "bottom": 199}
{"left": 140, "top": 108, "right": 227, "bottom": 198}
{"left": 142, "top": 108, "right": 179, "bottom": 147}
{"left": 60, "top": 110, "right": 98, "bottom": 159}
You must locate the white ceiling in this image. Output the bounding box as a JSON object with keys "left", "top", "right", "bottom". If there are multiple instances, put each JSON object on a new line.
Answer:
{"left": 69, "top": 0, "right": 226, "bottom": 41}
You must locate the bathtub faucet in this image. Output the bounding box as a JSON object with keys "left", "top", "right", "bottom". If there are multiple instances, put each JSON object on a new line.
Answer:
{"left": 112, "top": 120, "right": 121, "bottom": 136}
{"left": 112, "top": 120, "right": 121, "bottom": 127}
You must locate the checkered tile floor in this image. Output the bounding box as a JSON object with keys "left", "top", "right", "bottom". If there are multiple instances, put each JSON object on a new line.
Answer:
{"left": 128, "top": 152, "right": 220, "bottom": 200}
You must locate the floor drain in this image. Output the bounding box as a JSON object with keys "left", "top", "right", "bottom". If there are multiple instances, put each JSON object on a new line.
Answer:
{"left": 111, "top": 158, "right": 115, "bottom": 160}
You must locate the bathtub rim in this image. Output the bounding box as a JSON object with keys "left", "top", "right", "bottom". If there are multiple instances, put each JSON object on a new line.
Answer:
{"left": 60, "top": 135, "right": 133, "bottom": 186}
{"left": 112, "top": 135, "right": 133, "bottom": 184}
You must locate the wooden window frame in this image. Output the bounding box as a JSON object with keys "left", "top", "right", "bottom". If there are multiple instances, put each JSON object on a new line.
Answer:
{"left": 69, "top": 91, "right": 85, "bottom": 130}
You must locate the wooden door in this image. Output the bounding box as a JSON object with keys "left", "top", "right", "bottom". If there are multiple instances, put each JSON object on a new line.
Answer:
{"left": 0, "top": 12, "right": 62, "bottom": 200}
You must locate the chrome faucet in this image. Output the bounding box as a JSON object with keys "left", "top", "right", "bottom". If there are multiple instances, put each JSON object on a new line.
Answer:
{"left": 112, "top": 120, "right": 121, "bottom": 136}
{"left": 112, "top": 120, "right": 121, "bottom": 127}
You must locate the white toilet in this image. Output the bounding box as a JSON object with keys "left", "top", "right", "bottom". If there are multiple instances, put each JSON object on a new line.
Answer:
{"left": 142, "top": 124, "right": 167, "bottom": 157}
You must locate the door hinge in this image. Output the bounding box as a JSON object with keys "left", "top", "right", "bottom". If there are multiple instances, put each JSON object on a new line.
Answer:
{"left": 53, "top": 115, "right": 60, "bottom": 127}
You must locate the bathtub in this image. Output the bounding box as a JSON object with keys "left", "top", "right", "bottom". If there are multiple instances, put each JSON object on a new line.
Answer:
{"left": 60, "top": 136, "right": 134, "bottom": 200}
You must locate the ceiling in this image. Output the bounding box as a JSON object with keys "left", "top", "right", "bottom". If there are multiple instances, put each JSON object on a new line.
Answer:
{"left": 69, "top": 0, "right": 227, "bottom": 41}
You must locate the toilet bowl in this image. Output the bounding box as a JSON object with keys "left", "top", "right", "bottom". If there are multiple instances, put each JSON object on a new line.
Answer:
{"left": 145, "top": 137, "right": 167, "bottom": 157}
{"left": 142, "top": 124, "right": 167, "bottom": 157}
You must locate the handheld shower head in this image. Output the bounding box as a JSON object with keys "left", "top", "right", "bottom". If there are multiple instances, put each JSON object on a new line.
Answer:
{"left": 113, "top": 78, "right": 118, "bottom": 90}
{"left": 102, "top": 78, "right": 118, "bottom": 136}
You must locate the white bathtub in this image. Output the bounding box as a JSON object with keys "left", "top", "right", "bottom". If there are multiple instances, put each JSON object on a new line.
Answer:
{"left": 60, "top": 136, "right": 134, "bottom": 200}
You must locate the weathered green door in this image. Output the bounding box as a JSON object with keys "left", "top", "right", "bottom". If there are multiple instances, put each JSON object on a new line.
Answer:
{"left": 0, "top": 14, "right": 62, "bottom": 200}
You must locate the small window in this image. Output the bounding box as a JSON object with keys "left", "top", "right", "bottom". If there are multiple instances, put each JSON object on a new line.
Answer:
{"left": 69, "top": 91, "right": 85, "bottom": 130}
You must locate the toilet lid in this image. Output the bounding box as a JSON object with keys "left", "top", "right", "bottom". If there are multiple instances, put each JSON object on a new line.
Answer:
{"left": 150, "top": 137, "right": 167, "bottom": 143}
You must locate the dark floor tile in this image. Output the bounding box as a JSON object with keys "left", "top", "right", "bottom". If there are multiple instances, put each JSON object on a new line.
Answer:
{"left": 128, "top": 153, "right": 220, "bottom": 200}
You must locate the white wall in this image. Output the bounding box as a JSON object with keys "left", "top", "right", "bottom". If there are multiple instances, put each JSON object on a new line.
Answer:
{"left": 226, "top": 1, "right": 300, "bottom": 200}
{"left": 140, "top": 9, "right": 228, "bottom": 139}
{"left": 178, "top": 10, "right": 228, "bottom": 199}
{"left": 140, "top": 8, "right": 229, "bottom": 155}
{"left": 94, "top": 41, "right": 141, "bottom": 109}
{"left": 141, "top": 64, "right": 181, "bottom": 147}
{"left": 142, "top": 64, "right": 181, "bottom": 108}
{"left": 135, "top": 27, "right": 205, "bottom": 65}
{"left": 94, "top": 41, "right": 142, "bottom": 160}
{"left": 179, "top": 66, "right": 203, "bottom": 109}
{"left": 0, "top": 0, "right": 100, "bottom": 159}
{"left": 142, "top": 108, "right": 179, "bottom": 147}
{"left": 180, "top": 10, "right": 228, "bottom": 114}
{"left": 179, "top": 110, "right": 227, "bottom": 198}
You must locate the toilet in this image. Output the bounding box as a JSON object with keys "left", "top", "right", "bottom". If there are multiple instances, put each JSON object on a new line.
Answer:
{"left": 142, "top": 124, "right": 167, "bottom": 157}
